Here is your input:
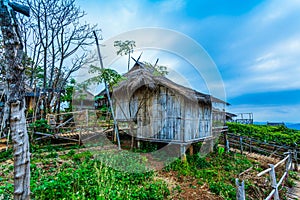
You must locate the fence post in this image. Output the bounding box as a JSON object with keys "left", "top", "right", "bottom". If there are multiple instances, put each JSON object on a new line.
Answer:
{"left": 239, "top": 136, "right": 243, "bottom": 155}
{"left": 79, "top": 125, "right": 82, "bottom": 145}
{"left": 235, "top": 178, "right": 245, "bottom": 200}
{"left": 224, "top": 131, "right": 229, "bottom": 153}
{"left": 269, "top": 164, "right": 280, "bottom": 200}
{"left": 86, "top": 109, "right": 89, "bottom": 127}
{"left": 293, "top": 148, "right": 298, "bottom": 171}
{"left": 286, "top": 151, "right": 292, "bottom": 172}
{"left": 249, "top": 138, "right": 252, "bottom": 153}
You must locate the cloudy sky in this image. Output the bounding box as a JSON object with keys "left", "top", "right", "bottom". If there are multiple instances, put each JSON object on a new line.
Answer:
{"left": 77, "top": 0, "right": 300, "bottom": 123}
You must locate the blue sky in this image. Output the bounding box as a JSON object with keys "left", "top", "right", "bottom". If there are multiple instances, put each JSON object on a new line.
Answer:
{"left": 77, "top": 0, "right": 300, "bottom": 123}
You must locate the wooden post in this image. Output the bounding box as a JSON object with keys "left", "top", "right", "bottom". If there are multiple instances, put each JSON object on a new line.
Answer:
{"left": 269, "top": 164, "right": 280, "bottom": 200}
{"left": 293, "top": 148, "right": 298, "bottom": 171}
{"left": 239, "top": 136, "right": 243, "bottom": 155}
{"left": 86, "top": 109, "right": 89, "bottom": 127}
{"left": 5, "top": 129, "right": 10, "bottom": 151}
{"left": 130, "top": 121, "right": 135, "bottom": 150}
{"left": 79, "top": 126, "right": 82, "bottom": 145}
{"left": 235, "top": 178, "right": 245, "bottom": 200}
{"left": 249, "top": 138, "right": 252, "bottom": 153}
{"left": 0, "top": 1, "right": 31, "bottom": 199}
{"left": 189, "top": 144, "right": 194, "bottom": 156}
{"left": 224, "top": 131, "right": 229, "bottom": 153}
{"left": 286, "top": 151, "right": 292, "bottom": 172}
{"left": 180, "top": 144, "right": 187, "bottom": 161}
{"left": 93, "top": 31, "right": 121, "bottom": 150}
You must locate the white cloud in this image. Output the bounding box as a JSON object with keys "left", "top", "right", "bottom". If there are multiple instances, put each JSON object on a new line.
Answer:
{"left": 226, "top": 35, "right": 300, "bottom": 96}
{"left": 228, "top": 104, "right": 300, "bottom": 123}
{"left": 219, "top": 0, "right": 300, "bottom": 98}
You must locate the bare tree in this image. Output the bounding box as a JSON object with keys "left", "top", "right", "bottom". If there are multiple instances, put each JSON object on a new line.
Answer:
{"left": 0, "top": 1, "right": 30, "bottom": 199}
{"left": 20, "top": 0, "right": 100, "bottom": 117}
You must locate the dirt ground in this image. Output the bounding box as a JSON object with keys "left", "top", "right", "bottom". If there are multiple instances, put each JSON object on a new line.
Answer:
{"left": 158, "top": 171, "right": 223, "bottom": 200}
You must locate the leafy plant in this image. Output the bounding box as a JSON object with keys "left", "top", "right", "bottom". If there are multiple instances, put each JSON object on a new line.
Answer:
{"left": 29, "top": 119, "right": 51, "bottom": 133}
{"left": 86, "top": 67, "right": 124, "bottom": 90}
{"left": 227, "top": 122, "right": 300, "bottom": 146}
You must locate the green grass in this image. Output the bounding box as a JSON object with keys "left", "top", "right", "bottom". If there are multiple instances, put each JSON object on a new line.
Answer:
{"left": 0, "top": 140, "right": 292, "bottom": 199}
{"left": 0, "top": 147, "right": 169, "bottom": 200}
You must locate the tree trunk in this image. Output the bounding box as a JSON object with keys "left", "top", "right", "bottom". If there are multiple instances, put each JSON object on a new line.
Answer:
{"left": 10, "top": 100, "right": 31, "bottom": 200}
{"left": 0, "top": 2, "right": 31, "bottom": 199}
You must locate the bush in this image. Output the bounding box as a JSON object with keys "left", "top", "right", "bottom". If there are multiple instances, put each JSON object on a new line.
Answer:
{"left": 29, "top": 119, "right": 51, "bottom": 134}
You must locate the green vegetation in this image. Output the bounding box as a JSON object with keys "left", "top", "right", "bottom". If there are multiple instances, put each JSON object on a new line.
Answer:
{"left": 28, "top": 119, "right": 52, "bottom": 134}
{"left": 0, "top": 140, "right": 295, "bottom": 199}
{"left": 227, "top": 122, "right": 300, "bottom": 146}
{"left": 164, "top": 152, "right": 257, "bottom": 200}
{"left": 85, "top": 67, "right": 124, "bottom": 90}
{"left": 0, "top": 147, "right": 169, "bottom": 200}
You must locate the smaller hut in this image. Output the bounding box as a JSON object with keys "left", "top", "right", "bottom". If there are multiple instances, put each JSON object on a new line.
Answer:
{"left": 267, "top": 122, "right": 285, "bottom": 127}
{"left": 0, "top": 82, "right": 38, "bottom": 113}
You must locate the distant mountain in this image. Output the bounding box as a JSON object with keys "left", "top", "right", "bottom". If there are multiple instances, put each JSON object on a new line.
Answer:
{"left": 253, "top": 122, "right": 300, "bottom": 130}
{"left": 253, "top": 122, "right": 267, "bottom": 125}
{"left": 286, "top": 123, "right": 300, "bottom": 130}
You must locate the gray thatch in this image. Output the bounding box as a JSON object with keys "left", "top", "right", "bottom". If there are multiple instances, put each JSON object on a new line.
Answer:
{"left": 113, "top": 62, "right": 211, "bottom": 105}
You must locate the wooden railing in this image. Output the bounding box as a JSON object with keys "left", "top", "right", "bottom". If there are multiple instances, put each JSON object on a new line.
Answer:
{"left": 224, "top": 133, "right": 299, "bottom": 164}
{"left": 236, "top": 152, "right": 294, "bottom": 200}
{"left": 223, "top": 132, "right": 298, "bottom": 200}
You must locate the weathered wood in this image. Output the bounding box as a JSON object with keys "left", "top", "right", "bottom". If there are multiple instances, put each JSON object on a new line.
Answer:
{"left": 265, "top": 189, "right": 276, "bottom": 200}
{"left": 180, "top": 144, "right": 186, "bottom": 161}
{"left": 189, "top": 144, "right": 193, "bottom": 155}
{"left": 257, "top": 155, "right": 289, "bottom": 177}
{"left": 235, "top": 179, "right": 245, "bottom": 200}
{"left": 0, "top": 1, "right": 30, "bottom": 199}
{"left": 93, "top": 31, "right": 120, "bottom": 150}
{"left": 294, "top": 148, "right": 298, "bottom": 171}
{"left": 115, "top": 84, "right": 216, "bottom": 143}
{"left": 269, "top": 164, "right": 280, "bottom": 200}
{"left": 6, "top": 129, "right": 10, "bottom": 151}
{"left": 238, "top": 167, "right": 253, "bottom": 177}
{"left": 239, "top": 136, "right": 243, "bottom": 155}
{"left": 227, "top": 133, "right": 300, "bottom": 162}
{"left": 231, "top": 134, "right": 295, "bottom": 199}
{"left": 224, "top": 130, "right": 229, "bottom": 153}
{"left": 55, "top": 117, "right": 73, "bottom": 129}
{"left": 277, "top": 171, "right": 288, "bottom": 187}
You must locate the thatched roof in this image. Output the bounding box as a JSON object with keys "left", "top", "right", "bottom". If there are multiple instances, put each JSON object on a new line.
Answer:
{"left": 113, "top": 62, "right": 212, "bottom": 104}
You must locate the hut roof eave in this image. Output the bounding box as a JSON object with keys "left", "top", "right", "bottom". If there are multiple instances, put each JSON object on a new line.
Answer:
{"left": 113, "top": 68, "right": 211, "bottom": 104}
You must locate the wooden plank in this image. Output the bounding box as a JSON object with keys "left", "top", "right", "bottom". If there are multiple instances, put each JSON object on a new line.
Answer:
{"left": 277, "top": 171, "right": 288, "bottom": 187}
{"left": 265, "top": 189, "right": 275, "bottom": 200}
{"left": 257, "top": 155, "right": 289, "bottom": 177}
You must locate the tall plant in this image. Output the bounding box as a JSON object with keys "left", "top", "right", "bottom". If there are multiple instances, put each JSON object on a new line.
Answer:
{"left": 114, "top": 40, "right": 136, "bottom": 71}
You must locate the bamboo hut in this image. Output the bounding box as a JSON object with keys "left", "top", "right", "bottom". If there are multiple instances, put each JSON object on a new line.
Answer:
{"left": 113, "top": 62, "right": 227, "bottom": 145}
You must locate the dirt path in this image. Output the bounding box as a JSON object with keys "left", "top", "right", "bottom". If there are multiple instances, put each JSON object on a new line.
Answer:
{"left": 287, "top": 169, "right": 300, "bottom": 200}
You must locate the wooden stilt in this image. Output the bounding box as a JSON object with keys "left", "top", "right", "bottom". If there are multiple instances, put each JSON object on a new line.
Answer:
{"left": 181, "top": 144, "right": 187, "bottom": 161}
{"left": 189, "top": 144, "right": 194, "bottom": 155}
